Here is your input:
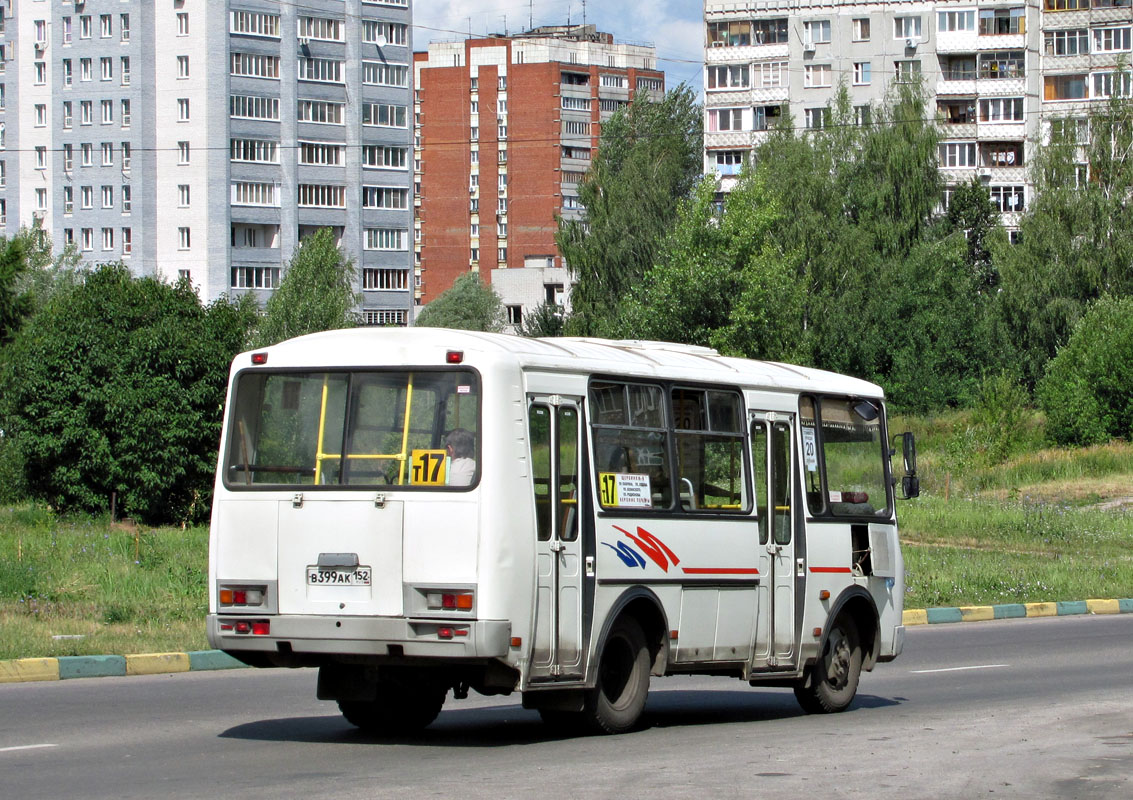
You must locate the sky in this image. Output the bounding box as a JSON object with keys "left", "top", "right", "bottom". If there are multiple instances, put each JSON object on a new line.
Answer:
{"left": 412, "top": 0, "right": 705, "bottom": 93}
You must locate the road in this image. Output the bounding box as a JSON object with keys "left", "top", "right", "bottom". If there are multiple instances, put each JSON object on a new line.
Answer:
{"left": 1, "top": 615, "right": 1130, "bottom": 799}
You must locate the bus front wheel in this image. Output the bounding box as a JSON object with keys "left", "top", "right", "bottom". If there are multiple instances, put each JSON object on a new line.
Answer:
{"left": 794, "top": 616, "right": 862, "bottom": 714}
{"left": 583, "top": 616, "right": 651, "bottom": 734}
{"left": 338, "top": 678, "right": 447, "bottom": 734}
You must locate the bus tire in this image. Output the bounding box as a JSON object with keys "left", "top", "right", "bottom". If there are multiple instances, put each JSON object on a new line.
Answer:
{"left": 583, "top": 616, "right": 651, "bottom": 734}
{"left": 338, "top": 679, "right": 447, "bottom": 734}
{"left": 793, "top": 616, "right": 862, "bottom": 714}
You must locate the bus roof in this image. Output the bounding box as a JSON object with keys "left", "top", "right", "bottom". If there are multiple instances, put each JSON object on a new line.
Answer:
{"left": 241, "top": 327, "right": 885, "bottom": 399}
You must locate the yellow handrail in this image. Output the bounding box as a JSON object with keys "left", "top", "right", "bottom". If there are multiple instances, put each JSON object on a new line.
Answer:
{"left": 314, "top": 375, "right": 331, "bottom": 485}
{"left": 396, "top": 374, "right": 414, "bottom": 485}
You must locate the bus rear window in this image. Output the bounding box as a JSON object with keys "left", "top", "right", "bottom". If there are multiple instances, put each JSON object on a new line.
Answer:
{"left": 225, "top": 369, "right": 480, "bottom": 489}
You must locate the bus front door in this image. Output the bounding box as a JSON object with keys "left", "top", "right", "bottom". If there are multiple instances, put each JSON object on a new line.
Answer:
{"left": 750, "top": 415, "right": 798, "bottom": 671}
{"left": 528, "top": 397, "right": 585, "bottom": 681}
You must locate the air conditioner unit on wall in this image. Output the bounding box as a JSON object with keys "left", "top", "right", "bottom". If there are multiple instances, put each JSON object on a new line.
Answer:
{"left": 906, "top": 37, "right": 919, "bottom": 49}
{"left": 803, "top": 41, "right": 815, "bottom": 53}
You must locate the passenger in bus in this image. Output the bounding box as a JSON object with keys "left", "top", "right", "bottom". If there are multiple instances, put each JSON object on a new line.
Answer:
{"left": 445, "top": 428, "right": 476, "bottom": 486}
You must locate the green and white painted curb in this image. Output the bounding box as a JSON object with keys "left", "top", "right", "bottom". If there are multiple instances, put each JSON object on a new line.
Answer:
{"left": 0, "top": 650, "right": 245, "bottom": 684}
{"left": 901, "top": 597, "right": 1133, "bottom": 626}
{"left": 2, "top": 599, "right": 1132, "bottom": 684}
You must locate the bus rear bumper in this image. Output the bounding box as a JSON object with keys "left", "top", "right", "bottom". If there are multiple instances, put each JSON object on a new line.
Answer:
{"left": 207, "top": 614, "right": 512, "bottom": 660}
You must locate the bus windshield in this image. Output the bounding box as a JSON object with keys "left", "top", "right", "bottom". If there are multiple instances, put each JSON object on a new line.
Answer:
{"left": 224, "top": 368, "right": 480, "bottom": 489}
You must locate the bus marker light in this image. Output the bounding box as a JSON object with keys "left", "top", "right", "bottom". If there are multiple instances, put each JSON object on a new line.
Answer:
{"left": 220, "top": 623, "right": 234, "bottom": 631}
{"left": 454, "top": 628, "right": 469, "bottom": 637}
{"left": 251, "top": 352, "right": 268, "bottom": 365}
{"left": 438, "top": 627, "right": 454, "bottom": 639}
{"left": 252, "top": 621, "right": 270, "bottom": 636}
{"left": 219, "top": 589, "right": 235, "bottom": 605}
{"left": 670, "top": 630, "right": 679, "bottom": 640}
{"left": 510, "top": 637, "right": 522, "bottom": 648}
{"left": 819, "top": 590, "right": 830, "bottom": 601}
{"left": 813, "top": 628, "right": 823, "bottom": 638}
{"left": 235, "top": 621, "right": 252, "bottom": 634}
{"left": 446, "top": 350, "right": 464, "bottom": 364}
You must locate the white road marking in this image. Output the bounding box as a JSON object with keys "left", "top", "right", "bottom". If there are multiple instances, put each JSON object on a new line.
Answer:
{"left": 0, "top": 744, "right": 58, "bottom": 754}
{"left": 912, "top": 664, "right": 1010, "bottom": 674}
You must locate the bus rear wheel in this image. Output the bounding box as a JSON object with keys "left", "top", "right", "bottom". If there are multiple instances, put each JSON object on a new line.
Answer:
{"left": 582, "top": 617, "right": 651, "bottom": 734}
{"left": 794, "top": 616, "right": 861, "bottom": 714}
{"left": 338, "top": 678, "right": 447, "bottom": 734}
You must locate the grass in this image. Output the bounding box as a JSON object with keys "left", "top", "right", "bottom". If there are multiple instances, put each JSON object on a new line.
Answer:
{"left": 0, "top": 506, "right": 208, "bottom": 661}
{"left": 1, "top": 408, "right": 1131, "bottom": 660}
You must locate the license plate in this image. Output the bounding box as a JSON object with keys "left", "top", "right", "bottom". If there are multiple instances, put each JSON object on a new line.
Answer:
{"left": 306, "top": 566, "right": 372, "bottom": 586}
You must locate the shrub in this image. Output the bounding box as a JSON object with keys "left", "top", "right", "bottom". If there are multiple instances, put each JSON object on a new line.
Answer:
{"left": 1, "top": 264, "right": 255, "bottom": 524}
{"left": 1037, "top": 295, "right": 1133, "bottom": 446}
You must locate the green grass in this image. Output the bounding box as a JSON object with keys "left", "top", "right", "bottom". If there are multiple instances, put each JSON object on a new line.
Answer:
{"left": 0, "top": 506, "right": 208, "bottom": 661}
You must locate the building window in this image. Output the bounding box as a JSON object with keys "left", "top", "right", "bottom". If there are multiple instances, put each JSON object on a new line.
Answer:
{"left": 102, "top": 228, "right": 114, "bottom": 251}
{"left": 362, "top": 104, "right": 407, "bottom": 128}
{"left": 939, "top": 142, "right": 977, "bottom": 168}
{"left": 978, "top": 8, "right": 1025, "bottom": 36}
{"left": 81, "top": 228, "right": 94, "bottom": 251}
{"left": 1093, "top": 27, "right": 1132, "bottom": 53}
{"left": 804, "top": 108, "right": 829, "bottom": 130}
{"left": 231, "top": 267, "right": 281, "bottom": 290}
{"left": 231, "top": 95, "right": 280, "bottom": 121}
{"left": 362, "top": 20, "right": 408, "bottom": 46}
{"left": 895, "top": 60, "right": 922, "bottom": 83}
{"left": 35, "top": 62, "right": 47, "bottom": 85}
{"left": 852, "top": 18, "right": 870, "bottom": 41}
{"left": 34, "top": 104, "right": 46, "bottom": 127}
{"left": 362, "top": 145, "right": 408, "bottom": 170}
{"left": 80, "top": 16, "right": 92, "bottom": 39}
{"left": 362, "top": 186, "right": 409, "bottom": 209}
{"left": 297, "top": 99, "right": 344, "bottom": 124}
{"left": 177, "top": 13, "right": 189, "bottom": 36}
{"left": 989, "top": 185, "right": 1025, "bottom": 213}
{"left": 230, "top": 53, "right": 280, "bottom": 79}
{"left": 297, "top": 16, "right": 343, "bottom": 41}
{"left": 121, "top": 56, "right": 130, "bottom": 86}
{"left": 853, "top": 62, "right": 872, "bottom": 86}
{"left": 121, "top": 99, "right": 131, "bottom": 128}
{"left": 101, "top": 143, "right": 113, "bottom": 166}
{"left": 121, "top": 142, "right": 131, "bottom": 170}
{"left": 122, "top": 185, "right": 132, "bottom": 212}
{"left": 231, "top": 11, "right": 282, "bottom": 37}
{"left": 980, "top": 97, "right": 1025, "bottom": 121}
{"left": 101, "top": 57, "right": 113, "bottom": 81}
{"left": 297, "top": 57, "right": 344, "bottom": 84}
{"left": 938, "top": 11, "right": 976, "bottom": 32}
{"left": 803, "top": 19, "right": 831, "bottom": 44}
{"left": 297, "top": 184, "right": 346, "bottom": 208}
{"left": 364, "top": 228, "right": 408, "bottom": 250}
{"left": 895, "top": 17, "right": 922, "bottom": 39}
{"left": 498, "top": 247, "right": 508, "bottom": 262}
{"left": 362, "top": 268, "right": 409, "bottom": 291}
{"left": 122, "top": 229, "right": 132, "bottom": 255}
{"left": 178, "top": 227, "right": 191, "bottom": 250}
{"left": 121, "top": 14, "right": 130, "bottom": 42}
{"left": 81, "top": 144, "right": 93, "bottom": 167}
{"left": 506, "top": 305, "right": 522, "bottom": 326}
{"left": 35, "top": 147, "right": 47, "bottom": 170}
{"left": 361, "top": 310, "right": 408, "bottom": 327}
{"left": 178, "top": 56, "right": 190, "bottom": 79}
{"left": 804, "top": 64, "right": 832, "bottom": 88}
{"left": 978, "top": 51, "right": 1025, "bottom": 80}
{"left": 1092, "top": 71, "right": 1133, "bottom": 98}
{"left": 101, "top": 100, "right": 113, "bottom": 124}
{"left": 362, "top": 62, "right": 409, "bottom": 87}
{"left": 708, "top": 108, "right": 745, "bottom": 132}
{"left": 178, "top": 185, "right": 190, "bottom": 207}
{"left": 231, "top": 182, "right": 278, "bottom": 206}
{"left": 178, "top": 141, "right": 190, "bottom": 164}
{"left": 757, "top": 61, "right": 787, "bottom": 88}
{"left": 231, "top": 139, "right": 280, "bottom": 163}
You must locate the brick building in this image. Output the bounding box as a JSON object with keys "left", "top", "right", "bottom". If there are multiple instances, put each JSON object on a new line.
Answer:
{"left": 413, "top": 25, "right": 664, "bottom": 326}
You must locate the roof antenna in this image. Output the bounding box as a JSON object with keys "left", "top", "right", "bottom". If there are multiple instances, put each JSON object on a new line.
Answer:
{"left": 529, "top": 0, "right": 533, "bottom": 31}
{"left": 583, "top": 0, "right": 587, "bottom": 28}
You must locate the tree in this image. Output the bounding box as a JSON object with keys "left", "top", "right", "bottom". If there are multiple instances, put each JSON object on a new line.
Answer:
{"left": 1038, "top": 295, "right": 1133, "bottom": 446}
{"left": 0, "top": 236, "right": 31, "bottom": 345}
{"left": 518, "top": 302, "right": 567, "bottom": 338}
{"left": 621, "top": 173, "right": 805, "bottom": 362}
{"left": 942, "top": 177, "right": 1005, "bottom": 293}
{"left": 14, "top": 221, "right": 85, "bottom": 312}
{"left": 254, "top": 227, "right": 359, "bottom": 347}
{"left": 414, "top": 272, "right": 506, "bottom": 332}
{"left": 997, "top": 83, "right": 1133, "bottom": 386}
{"left": 556, "top": 85, "right": 703, "bottom": 336}
{"left": 1, "top": 264, "right": 257, "bottom": 523}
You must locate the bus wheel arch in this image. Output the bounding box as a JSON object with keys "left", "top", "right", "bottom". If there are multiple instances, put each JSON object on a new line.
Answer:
{"left": 794, "top": 587, "right": 878, "bottom": 714}
{"left": 596, "top": 588, "right": 669, "bottom": 677}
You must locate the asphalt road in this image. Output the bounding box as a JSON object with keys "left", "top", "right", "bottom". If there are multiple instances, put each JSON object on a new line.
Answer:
{"left": 1, "top": 615, "right": 1130, "bottom": 799}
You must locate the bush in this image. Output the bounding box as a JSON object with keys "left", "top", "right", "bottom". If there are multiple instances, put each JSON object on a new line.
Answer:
{"left": 1037, "top": 295, "right": 1133, "bottom": 446}
{"left": 1, "top": 264, "right": 255, "bottom": 524}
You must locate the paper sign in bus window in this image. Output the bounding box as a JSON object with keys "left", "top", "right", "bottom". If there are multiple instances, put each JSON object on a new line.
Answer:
{"left": 599, "top": 472, "right": 653, "bottom": 508}
{"left": 801, "top": 426, "right": 819, "bottom": 472}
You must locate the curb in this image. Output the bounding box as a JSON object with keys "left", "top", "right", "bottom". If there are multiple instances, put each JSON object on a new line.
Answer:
{"left": 3, "top": 600, "right": 1132, "bottom": 684}
{"left": 902, "top": 598, "right": 1133, "bottom": 626}
{"left": 0, "top": 650, "right": 245, "bottom": 684}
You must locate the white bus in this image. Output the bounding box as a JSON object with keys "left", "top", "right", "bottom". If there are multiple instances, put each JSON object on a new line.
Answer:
{"left": 208, "top": 329, "right": 918, "bottom": 734}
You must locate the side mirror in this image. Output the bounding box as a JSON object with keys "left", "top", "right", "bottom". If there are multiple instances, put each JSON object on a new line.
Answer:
{"left": 894, "top": 432, "right": 919, "bottom": 500}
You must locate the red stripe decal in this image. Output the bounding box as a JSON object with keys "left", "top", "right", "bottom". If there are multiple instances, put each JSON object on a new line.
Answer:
{"left": 809, "top": 566, "right": 853, "bottom": 574}
{"left": 681, "top": 568, "right": 760, "bottom": 575}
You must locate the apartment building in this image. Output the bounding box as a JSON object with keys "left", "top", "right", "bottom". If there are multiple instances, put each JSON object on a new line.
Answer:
{"left": 704, "top": 0, "right": 1133, "bottom": 230}
{"left": 413, "top": 25, "right": 664, "bottom": 326}
{"left": 1, "top": 1, "right": 414, "bottom": 326}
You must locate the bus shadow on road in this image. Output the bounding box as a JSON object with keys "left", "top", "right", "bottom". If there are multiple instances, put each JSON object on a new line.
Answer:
{"left": 218, "top": 690, "right": 901, "bottom": 747}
